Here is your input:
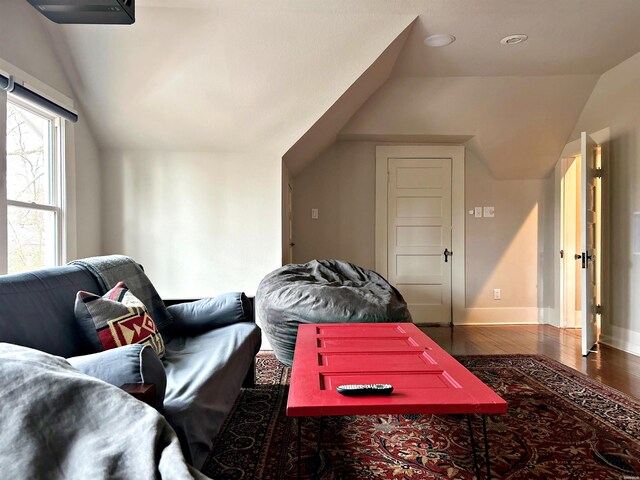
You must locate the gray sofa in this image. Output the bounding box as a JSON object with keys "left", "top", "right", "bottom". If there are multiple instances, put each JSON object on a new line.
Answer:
{"left": 0, "top": 260, "right": 261, "bottom": 470}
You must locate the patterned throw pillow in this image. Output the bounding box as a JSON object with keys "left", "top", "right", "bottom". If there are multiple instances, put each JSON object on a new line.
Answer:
{"left": 75, "top": 281, "right": 165, "bottom": 358}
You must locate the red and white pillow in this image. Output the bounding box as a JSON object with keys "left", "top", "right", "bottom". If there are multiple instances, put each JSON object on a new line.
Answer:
{"left": 75, "top": 281, "right": 165, "bottom": 358}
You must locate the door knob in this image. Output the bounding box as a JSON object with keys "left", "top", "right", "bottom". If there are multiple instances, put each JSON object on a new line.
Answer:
{"left": 444, "top": 248, "right": 453, "bottom": 262}
{"left": 289, "top": 243, "right": 296, "bottom": 247}
{"left": 574, "top": 254, "right": 582, "bottom": 260}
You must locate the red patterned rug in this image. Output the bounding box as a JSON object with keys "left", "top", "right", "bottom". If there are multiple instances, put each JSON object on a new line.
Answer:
{"left": 202, "top": 353, "right": 640, "bottom": 479}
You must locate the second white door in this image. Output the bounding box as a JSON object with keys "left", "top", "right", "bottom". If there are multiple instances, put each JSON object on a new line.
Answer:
{"left": 387, "top": 158, "right": 452, "bottom": 324}
{"left": 580, "top": 132, "right": 599, "bottom": 356}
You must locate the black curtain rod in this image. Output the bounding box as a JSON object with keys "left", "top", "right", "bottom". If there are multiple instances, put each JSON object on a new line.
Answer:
{"left": 0, "top": 73, "right": 78, "bottom": 123}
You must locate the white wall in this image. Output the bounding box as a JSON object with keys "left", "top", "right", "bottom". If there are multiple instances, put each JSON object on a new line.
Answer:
{"left": 74, "top": 108, "right": 102, "bottom": 258}
{"left": 570, "top": 51, "right": 640, "bottom": 355}
{"left": 0, "top": 0, "right": 102, "bottom": 260}
{"left": 294, "top": 141, "right": 377, "bottom": 270}
{"left": 293, "top": 141, "right": 548, "bottom": 324}
{"left": 102, "top": 150, "right": 282, "bottom": 298}
{"left": 464, "top": 151, "right": 547, "bottom": 324}
{"left": 540, "top": 171, "right": 556, "bottom": 326}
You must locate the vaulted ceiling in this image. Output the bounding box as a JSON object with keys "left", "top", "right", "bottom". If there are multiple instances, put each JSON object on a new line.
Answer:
{"left": 33, "top": 0, "right": 640, "bottom": 179}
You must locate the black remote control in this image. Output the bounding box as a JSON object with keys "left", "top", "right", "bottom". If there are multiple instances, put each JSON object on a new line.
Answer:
{"left": 336, "top": 384, "right": 394, "bottom": 396}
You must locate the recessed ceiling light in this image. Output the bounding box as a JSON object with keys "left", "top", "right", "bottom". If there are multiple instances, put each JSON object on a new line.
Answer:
{"left": 424, "top": 34, "right": 456, "bottom": 47}
{"left": 500, "top": 34, "right": 528, "bottom": 45}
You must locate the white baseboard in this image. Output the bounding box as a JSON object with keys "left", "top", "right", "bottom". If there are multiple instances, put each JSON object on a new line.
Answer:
{"left": 458, "top": 307, "right": 539, "bottom": 325}
{"left": 599, "top": 325, "right": 640, "bottom": 357}
{"left": 570, "top": 310, "right": 582, "bottom": 328}
{"left": 539, "top": 307, "right": 560, "bottom": 327}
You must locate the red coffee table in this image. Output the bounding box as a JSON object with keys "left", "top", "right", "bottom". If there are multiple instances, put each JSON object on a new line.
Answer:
{"left": 286, "top": 322, "right": 507, "bottom": 479}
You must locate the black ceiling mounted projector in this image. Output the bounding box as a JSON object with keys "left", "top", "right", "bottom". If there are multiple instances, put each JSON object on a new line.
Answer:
{"left": 26, "top": 0, "right": 135, "bottom": 24}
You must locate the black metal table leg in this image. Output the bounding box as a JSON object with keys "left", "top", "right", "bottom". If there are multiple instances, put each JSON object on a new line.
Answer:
{"left": 297, "top": 417, "right": 301, "bottom": 479}
{"left": 312, "top": 416, "right": 324, "bottom": 480}
{"left": 466, "top": 414, "right": 481, "bottom": 479}
{"left": 482, "top": 415, "right": 492, "bottom": 480}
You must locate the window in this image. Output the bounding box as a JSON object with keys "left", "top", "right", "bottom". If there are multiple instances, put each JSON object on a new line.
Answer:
{"left": 3, "top": 98, "right": 63, "bottom": 274}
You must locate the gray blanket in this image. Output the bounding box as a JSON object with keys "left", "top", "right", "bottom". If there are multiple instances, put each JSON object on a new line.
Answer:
{"left": 69, "top": 255, "right": 173, "bottom": 332}
{"left": 0, "top": 343, "right": 210, "bottom": 480}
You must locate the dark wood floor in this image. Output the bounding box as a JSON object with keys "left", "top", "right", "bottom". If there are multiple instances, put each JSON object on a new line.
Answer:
{"left": 420, "top": 324, "right": 640, "bottom": 399}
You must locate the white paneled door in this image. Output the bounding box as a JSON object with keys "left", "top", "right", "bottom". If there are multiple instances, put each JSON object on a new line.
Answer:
{"left": 580, "top": 132, "right": 598, "bottom": 356}
{"left": 387, "top": 158, "right": 452, "bottom": 324}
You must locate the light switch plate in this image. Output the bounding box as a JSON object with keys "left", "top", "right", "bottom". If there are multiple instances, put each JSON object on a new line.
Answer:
{"left": 474, "top": 207, "right": 482, "bottom": 218}
{"left": 483, "top": 206, "right": 495, "bottom": 218}
{"left": 311, "top": 208, "right": 318, "bottom": 219}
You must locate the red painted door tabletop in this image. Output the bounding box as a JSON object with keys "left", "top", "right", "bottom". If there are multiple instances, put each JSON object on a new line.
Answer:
{"left": 286, "top": 323, "right": 507, "bottom": 417}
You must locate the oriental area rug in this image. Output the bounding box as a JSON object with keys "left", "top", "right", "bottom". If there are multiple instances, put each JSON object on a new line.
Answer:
{"left": 202, "top": 353, "right": 640, "bottom": 479}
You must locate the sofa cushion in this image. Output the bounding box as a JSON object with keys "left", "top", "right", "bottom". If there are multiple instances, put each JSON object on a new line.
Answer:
{"left": 67, "top": 343, "right": 167, "bottom": 410}
{"left": 75, "top": 281, "right": 165, "bottom": 358}
{"left": 162, "top": 321, "right": 261, "bottom": 468}
{"left": 0, "top": 265, "right": 104, "bottom": 357}
{"left": 166, "top": 292, "right": 253, "bottom": 335}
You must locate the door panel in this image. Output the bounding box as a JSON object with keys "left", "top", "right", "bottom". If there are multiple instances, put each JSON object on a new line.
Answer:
{"left": 400, "top": 284, "right": 443, "bottom": 304}
{"left": 397, "top": 197, "right": 443, "bottom": 217}
{"left": 388, "top": 158, "right": 452, "bottom": 324}
{"left": 397, "top": 167, "right": 443, "bottom": 188}
{"left": 397, "top": 255, "right": 442, "bottom": 276}
{"left": 581, "top": 132, "right": 598, "bottom": 356}
{"left": 396, "top": 226, "right": 443, "bottom": 246}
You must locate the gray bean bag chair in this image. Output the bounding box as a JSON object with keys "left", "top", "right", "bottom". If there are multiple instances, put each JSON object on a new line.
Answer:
{"left": 256, "top": 259, "right": 412, "bottom": 366}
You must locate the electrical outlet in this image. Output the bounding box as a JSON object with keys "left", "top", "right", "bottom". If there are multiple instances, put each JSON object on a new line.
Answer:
{"left": 493, "top": 288, "right": 501, "bottom": 300}
{"left": 311, "top": 208, "right": 318, "bottom": 219}
{"left": 474, "top": 207, "right": 482, "bottom": 218}
{"left": 484, "top": 206, "right": 495, "bottom": 218}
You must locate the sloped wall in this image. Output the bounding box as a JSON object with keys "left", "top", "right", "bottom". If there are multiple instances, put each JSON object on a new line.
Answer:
{"left": 0, "top": 0, "right": 102, "bottom": 259}
{"left": 48, "top": 8, "right": 416, "bottom": 296}
{"left": 570, "top": 51, "right": 640, "bottom": 355}
{"left": 341, "top": 75, "right": 598, "bottom": 180}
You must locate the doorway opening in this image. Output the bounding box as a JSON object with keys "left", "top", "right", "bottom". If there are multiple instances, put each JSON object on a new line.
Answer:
{"left": 560, "top": 154, "right": 582, "bottom": 329}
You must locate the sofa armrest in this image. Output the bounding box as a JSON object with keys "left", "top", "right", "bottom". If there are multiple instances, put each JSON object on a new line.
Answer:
{"left": 67, "top": 344, "right": 166, "bottom": 410}
{"left": 166, "top": 292, "right": 254, "bottom": 335}
{"left": 120, "top": 383, "right": 157, "bottom": 407}
{"left": 164, "top": 296, "right": 255, "bottom": 319}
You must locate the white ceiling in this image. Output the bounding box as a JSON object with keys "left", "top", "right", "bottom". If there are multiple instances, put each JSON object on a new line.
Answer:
{"left": 34, "top": 0, "right": 640, "bottom": 178}
{"left": 391, "top": 0, "right": 640, "bottom": 77}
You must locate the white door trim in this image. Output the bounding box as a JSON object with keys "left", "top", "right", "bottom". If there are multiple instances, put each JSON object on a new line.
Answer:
{"left": 375, "top": 145, "right": 465, "bottom": 325}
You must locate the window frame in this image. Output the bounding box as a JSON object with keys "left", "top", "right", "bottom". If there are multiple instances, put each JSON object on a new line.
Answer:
{"left": 2, "top": 94, "right": 65, "bottom": 274}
